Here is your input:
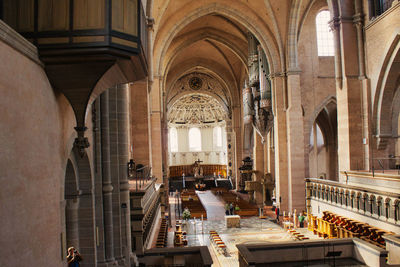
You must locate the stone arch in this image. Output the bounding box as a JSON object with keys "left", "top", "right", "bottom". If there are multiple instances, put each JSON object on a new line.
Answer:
{"left": 65, "top": 158, "right": 79, "bottom": 197}
{"left": 307, "top": 95, "right": 338, "bottom": 180}
{"left": 394, "top": 199, "right": 400, "bottom": 220}
{"left": 164, "top": 27, "right": 248, "bottom": 78}
{"left": 64, "top": 155, "right": 80, "bottom": 251}
{"left": 385, "top": 198, "right": 392, "bottom": 219}
{"left": 153, "top": 2, "right": 282, "bottom": 78}
{"left": 287, "top": 0, "right": 302, "bottom": 70}
{"left": 68, "top": 147, "right": 96, "bottom": 263}
{"left": 85, "top": 63, "right": 129, "bottom": 124}
{"left": 373, "top": 33, "right": 400, "bottom": 149}
{"left": 308, "top": 96, "right": 337, "bottom": 128}
{"left": 369, "top": 194, "right": 377, "bottom": 215}
{"left": 296, "top": 0, "right": 336, "bottom": 70}
{"left": 165, "top": 59, "right": 238, "bottom": 107}
{"left": 376, "top": 196, "right": 384, "bottom": 216}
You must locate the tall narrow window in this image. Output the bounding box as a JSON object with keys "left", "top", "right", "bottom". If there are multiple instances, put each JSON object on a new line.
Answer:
{"left": 316, "top": 10, "right": 334, "bottom": 56}
{"left": 169, "top": 127, "right": 178, "bottom": 152}
{"left": 213, "top": 126, "right": 222, "bottom": 148}
{"left": 189, "top": 127, "right": 201, "bottom": 151}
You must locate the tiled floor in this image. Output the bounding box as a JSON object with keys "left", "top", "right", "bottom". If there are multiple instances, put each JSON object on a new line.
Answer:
{"left": 168, "top": 190, "right": 321, "bottom": 267}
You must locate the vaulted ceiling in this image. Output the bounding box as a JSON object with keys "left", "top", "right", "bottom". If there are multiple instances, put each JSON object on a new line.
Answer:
{"left": 163, "top": 14, "right": 249, "bottom": 123}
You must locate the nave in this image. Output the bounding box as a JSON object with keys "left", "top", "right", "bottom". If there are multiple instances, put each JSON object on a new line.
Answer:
{"left": 149, "top": 189, "right": 319, "bottom": 267}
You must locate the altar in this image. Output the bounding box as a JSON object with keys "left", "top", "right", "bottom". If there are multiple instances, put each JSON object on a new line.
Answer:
{"left": 225, "top": 215, "right": 240, "bottom": 228}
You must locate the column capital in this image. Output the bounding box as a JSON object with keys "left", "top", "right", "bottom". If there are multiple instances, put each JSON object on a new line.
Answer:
{"left": 352, "top": 13, "right": 364, "bottom": 27}
{"left": 269, "top": 72, "right": 286, "bottom": 78}
{"left": 287, "top": 69, "right": 302, "bottom": 76}
{"left": 328, "top": 17, "right": 341, "bottom": 32}
{"left": 146, "top": 17, "right": 155, "bottom": 31}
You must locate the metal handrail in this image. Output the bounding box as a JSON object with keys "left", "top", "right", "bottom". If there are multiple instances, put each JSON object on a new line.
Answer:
{"left": 355, "top": 157, "right": 400, "bottom": 176}
{"left": 130, "top": 165, "right": 152, "bottom": 191}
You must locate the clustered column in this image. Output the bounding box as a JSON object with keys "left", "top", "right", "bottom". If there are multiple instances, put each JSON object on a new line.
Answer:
{"left": 117, "top": 84, "right": 131, "bottom": 266}
{"left": 100, "top": 90, "right": 115, "bottom": 262}
{"left": 95, "top": 84, "right": 132, "bottom": 266}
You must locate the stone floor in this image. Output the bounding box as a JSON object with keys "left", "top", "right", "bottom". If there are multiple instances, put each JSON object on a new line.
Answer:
{"left": 167, "top": 190, "right": 322, "bottom": 267}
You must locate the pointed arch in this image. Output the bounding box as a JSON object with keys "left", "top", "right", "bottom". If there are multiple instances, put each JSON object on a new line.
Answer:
{"left": 153, "top": 2, "right": 282, "bottom": 78}
{"left": 373, "top": 33, "right": 400, "bottom": 149}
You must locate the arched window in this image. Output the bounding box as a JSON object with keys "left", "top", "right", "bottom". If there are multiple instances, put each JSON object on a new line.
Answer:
{"left": 189, "top": 127, "right": 202, "bottom": 151}
{"left": 316, "top": 10, "right": 334, "bottom": 56}
{"left": 169, "top": 127, "right": 178, "bottom": 152}
{"left": 213, "top": 126, "right": 222, "bottom": 148}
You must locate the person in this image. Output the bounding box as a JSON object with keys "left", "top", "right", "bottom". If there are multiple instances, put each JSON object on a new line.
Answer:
{"left": 229, "top": 202, "right": 234, "bottom": 215}
{"left": 275, "top": 205, "right": 280, "bottom": 223}
{"left": 298, "top": 211, "right": 306, "bottom": 228}
{"left": 67, "top": 247, "right": 82, "bottom": 267}
{"left": 225, "top": 203, "right": 230, "bottom": 215}
{"left": 235, "top": 204, "right": 240, "bottom": 215}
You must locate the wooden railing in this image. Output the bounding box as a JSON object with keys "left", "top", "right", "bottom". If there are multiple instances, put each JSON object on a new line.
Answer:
{"left": 169, "top": 164, "right": 227, "bottom": 178}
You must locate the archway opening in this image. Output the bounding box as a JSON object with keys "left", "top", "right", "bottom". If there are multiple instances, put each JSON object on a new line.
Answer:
{"left": 308, "top": 102, "right": 338, "bottom": 181}
{"left": 168, "top": 93, "right": 228, "bottom": 168}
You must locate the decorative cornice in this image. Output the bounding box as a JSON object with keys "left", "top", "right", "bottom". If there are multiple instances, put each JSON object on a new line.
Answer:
{"left": 0, "top": 20, "right": 42, "bottom": 66}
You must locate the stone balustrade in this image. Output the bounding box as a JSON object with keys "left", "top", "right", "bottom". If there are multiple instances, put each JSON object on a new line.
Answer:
{"left": 306, "top": 178, "right": 400, "bottom": 233}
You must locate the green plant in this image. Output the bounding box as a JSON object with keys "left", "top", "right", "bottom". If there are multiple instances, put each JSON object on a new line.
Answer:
{"left": 182, "top": 209, "right": 191, "bottom": 220}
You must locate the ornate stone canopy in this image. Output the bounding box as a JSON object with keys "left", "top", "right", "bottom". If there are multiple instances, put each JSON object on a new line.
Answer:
{"left": 167, "top": 72, "right": 231, "bottom": 113}
{"left": 167, "top": 93, "right": 227, "bottom": 124}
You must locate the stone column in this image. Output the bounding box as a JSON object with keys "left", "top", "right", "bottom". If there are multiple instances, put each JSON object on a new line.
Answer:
{"left": 286, "top": 73, "right": 305, "bottom": 211}
{"left": 117, "top": 84, "right": 131, "bottom": 266}
{"left": 232, "top": 105, "right": 242, "bottom": 189}
{"left": 149, "top": 77, "right": 163, "bottom": 182}
{"left": 226, "top": 120, "right": 234, "bottom": 179}
{"left": 109, "top": 87, "right": 123, "bottom": 261}
{"left": 66, "top": 198, "right": 80, "bottom": 249}
{"left": 100, "top": 91, "right": 115, "bottom": 262}
{"left": 130, "top": 80, "right": 151, "bottom": 166}
{"left": 272, "top": 74, "right": 289, "bottom": 211}
{"left": 332, "top": 1, "right": 367, "bottom": 178}
{"left": 243, "top": 84, "right": 254, "bottom": 155}
{"left": 253, "top": 133, "right": 264, "bottom": 206}
{"left": 266, "top": 130, "right": 275, "bottom": 181}
{"left": 93, "top": 99, "right": 106, "bottom": 264}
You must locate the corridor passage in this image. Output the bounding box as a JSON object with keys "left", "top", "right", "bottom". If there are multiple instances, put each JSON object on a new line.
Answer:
{"left": 196, "top": 190, "right": 226, "bottom": 220}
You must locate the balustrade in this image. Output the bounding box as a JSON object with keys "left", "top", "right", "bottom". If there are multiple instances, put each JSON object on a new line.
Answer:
{"left": 306, "top": 178, "right": 400, "bottom": 223}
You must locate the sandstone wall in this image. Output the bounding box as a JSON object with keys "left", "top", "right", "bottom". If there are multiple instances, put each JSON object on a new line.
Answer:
{"left": 0, "top": 23, "right": 75, "bottom": 267}
{"left": 365, "top": 3, "right": 400, "bottom": 109}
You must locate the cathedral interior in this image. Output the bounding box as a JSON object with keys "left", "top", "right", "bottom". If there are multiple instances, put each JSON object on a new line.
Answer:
{"left": 0, "top": 0, "right": 400, "bottom": 266}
